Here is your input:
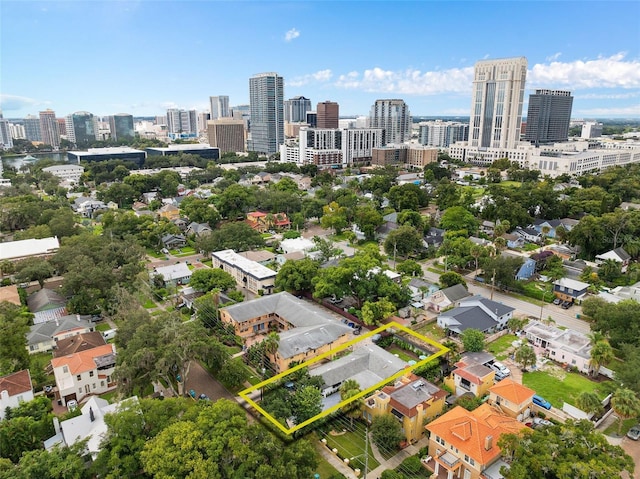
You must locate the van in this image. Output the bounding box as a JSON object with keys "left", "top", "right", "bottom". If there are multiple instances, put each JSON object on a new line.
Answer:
{"left": 102, "top": 329, "right": 117, "bottom": 341}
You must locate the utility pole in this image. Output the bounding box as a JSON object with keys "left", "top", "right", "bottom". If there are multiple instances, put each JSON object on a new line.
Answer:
{"left": 364, "top": 426, "right": 369, "bottom": 479}
{"left": 490, "top": 269, "right": 496, "bottom": 301}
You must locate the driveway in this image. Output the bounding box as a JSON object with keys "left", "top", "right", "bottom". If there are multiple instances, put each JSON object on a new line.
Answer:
{"left": 620, "top": 436, "right": 640, "bottom": 479}
{"left": 184, "top": 361, "right": 236, "bottom": 402}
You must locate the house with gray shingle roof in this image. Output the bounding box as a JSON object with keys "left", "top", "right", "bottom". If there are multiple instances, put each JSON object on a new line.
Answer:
{"left": 27, "top": 288, "right": 67, "bottom": 324}
{"left": 27, "top": 315, "right": 94, "bottom": 354}
{"left": 436, "top": 295, "right": 514, "bottom": 334}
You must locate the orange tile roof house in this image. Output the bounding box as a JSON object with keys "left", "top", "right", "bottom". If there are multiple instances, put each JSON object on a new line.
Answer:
{"left": 0, "top": 370, "right": 34, "bottom": 420}
{"left": 0, "top": 285, "right": 21, "bottom": 305}
{"left": 246, "top": 211, "right": 291, "bottom": 232}
{"left": 51, "top": 344, "right": 116, "bottom": 407}
{"left": 425, "top": 404, "right": 528, "bottom": 479}
{"left": 487, "top": 378, "right": 535, "bottom": 420}
{"left": 445, "top": 357, "right": 496, "bottom": 398}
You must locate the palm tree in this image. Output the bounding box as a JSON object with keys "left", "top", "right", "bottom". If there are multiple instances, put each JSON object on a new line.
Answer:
{"left": 540, "top": 225, "right": 551, "bottom": 245}
{"left": 339, "top": 379, "right": 363, "bottom": 430}
{"left": 493, "top": 236, "right": 507, "bottom": 253}
{"left": 261, "top": 332, "right": 280, "bottom": 377}
{"left": 575, "top": 391, "right": 603, "bottom": 418}
{"left": 611, "top": 388, "right": 640, "bottom": 436}
{"left": 589, "top": 340, "right": 614, "bottom": 377}
{"left": 514, "top": 344, "right": 537, "bottom": 371}
{"left": 442, "top": 340, "right": 460, "bottom": 374}
{"left": 470, "top": 244, "right": 484, "bottom": 273}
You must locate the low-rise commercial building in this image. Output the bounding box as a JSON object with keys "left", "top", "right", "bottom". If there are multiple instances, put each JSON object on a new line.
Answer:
{"left": 212, "top": 249, "right": 276, "bottom": 295}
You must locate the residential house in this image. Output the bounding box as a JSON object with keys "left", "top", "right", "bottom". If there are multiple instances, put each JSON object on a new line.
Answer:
{"left": 106, "top": 201, "right": 118, "bottom": 210}
{"left": 212, "top": 249, "right": 276, "bottom": 295}
{"left": 546, "top": 243, "right": 580, "bottom": 261}
{"left": 0, "top": 370, "right": 34, "bottom": 420}
{"left": 27, "top": 315, "right": 95, "bottom": 354}
{"left": 620, "top": 202, "right": 640, "bottom": 211}
{"left": 532, "top": 218, "right": 579, "bottom": 239}
{"left": 53, "top": 332, "right": 107, "bottom": 358}
{"left": 425, "top": 404, "right": 528, "bottom": 479}
{"left": 275, "top": 250, "right": 306, "bottom": 265}
{"left": 501, "top": 251, "right": 536, "bottom": 280}
{"left": 219, "top": 292, "right": 353, "bottom": 372}
{"left": 51, "top": 343, "right": 116, "bottom": 406}
{"left": 598, "top": 281, "right": 640, "bottom": 303}
{"left": 469, "top": 236, "right": 492, "bottom": 247}
{"left": 552, "top": 277, "right": 589, "bottom": 304}
{"left": 437, "top": 296, "right": 514, "bottom": 334}
{"left": 487, "top": 378, "right": 535, "bottom": 421}
{"left": 595, "top": 247, "right": 631, "bottom": 273}
{"left": 132, "top": 201, "right": 147, "bottom": 211}
{"left": 364, "top": 373, "right": 447, "bottom": 444}
{"left": 407, "top": 278, "right": 439, "bottom": 302}
{"left": 161, "top": 233, "right": 187, "bottom": 250}
{"left": 73, "top": 197, "right": 107, "bottom": 217}
{"left": 370, "top": 267, "right": 402, "bottom": 284}
{"left": 45, "top": 396, "right": 138, "bottom": 459}
{"left": 423, "top": 284, "right": 471, "bottom": 313}
{"left": 157, "top": 204, "right": 181, "bottom": 221}
{"left": 280, "top": 237, "right": 316, "bottom": 255}
{"left": 0, "top": 284, "right": 21, "bottom": 305}
{"left": 186, "top": 222, "right": 212, "bottom": 237}
{"left": 246, "top": 211, "right": 291, "bottom": 232}
{"left": 377, "top": 212, "right": 400, "bottom": 237}
{"left": 479, "top": 220, "right": 495, "bottom": 236}
{"left": 424, "top": 227, "right": 445, "bottom": 249}
{"left": 514, "top": 226, "right": 542, "bottom": 244}
{"left": 238, "top": 250, "right": 276, "bottom": 265}
{"left": 142, "top": 192, "right": 159, "bottom": 204}
{"left": 445, "top": 358, "right": 495, "bottom": 398}
{"left": 172, "top": 218, "right": 189, "bottom": 231}
{"left": 27, "top": 288, "right": 67, "bottom": 324}
{"left": 152, "top": 263, "right": 192, "bottom": 287}
{"left": 524, "top": 320, "right": 595, "bottom": 375}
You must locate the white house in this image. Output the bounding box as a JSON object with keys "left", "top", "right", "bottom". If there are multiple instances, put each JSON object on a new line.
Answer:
{"left": 0, "top": 370, "right": 34, "bottom": 420}
{"left": 595, "top": 247, "right": 631, "bottom": 273}
{"left": 437, "top": 295, "right": 514, "bottom": 334}
{"left": 280, "top": 237, "right": 316, "bottom": 255}
{"left": 42, "top": 164, "right": 85, "bottom": 184}
{"left": 153, "top": 262, "right": 192, "bottom": 286}
{"left": 211, "top": 249, "right": 276, "bottom": 295}
{"left": 51, "top": 344, "right": 116, "bottom": 406}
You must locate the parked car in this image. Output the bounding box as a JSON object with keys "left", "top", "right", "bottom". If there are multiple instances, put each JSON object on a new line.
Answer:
{"left": 67, "top": 400, "right": 78, "bottom": 411}
{"left": 561, "top": 301, "right": 571, "bottom": 309}
{"left": 552, "top": 298, "right": 562, "bottom": 305}
{"left": 490, "top": 361, "right": 511, "bottom": 377}
{"left": 532, "top": 417, "right": 552, "bottom": 428}
{"left": 627, "top": 425, "right": 640, "bottom": 441}
{"left": 532, "top": 394, "right": 552, "bottom": 410}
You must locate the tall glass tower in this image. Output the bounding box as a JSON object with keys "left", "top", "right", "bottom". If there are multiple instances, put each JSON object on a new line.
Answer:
{"left": 525, "top": 90, "right": 573, "bottom": 145}
{"left": 248, "top": 72, "right": 284, "bottom": 155}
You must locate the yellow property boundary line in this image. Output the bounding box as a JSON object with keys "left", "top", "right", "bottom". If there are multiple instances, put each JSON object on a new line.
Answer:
{"left": 238, "top": 321, "right": 449, "bottom": 434}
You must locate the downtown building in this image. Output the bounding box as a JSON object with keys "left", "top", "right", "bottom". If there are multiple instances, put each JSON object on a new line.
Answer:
{"left": 65, "top": 111, "right": 98, "bottom": 147}
{"left": 524, "top": 89, "right": 573, "bottom": 145}
{"left": 248, "top": 72, "right": 284, "bottom": 155}
{"left": 316, "top": 101, "right": 339, "bottom": 129}
{"left": 369, "top": 99, "right": 412, "bottom": 145}
{"left": 284, "top": 96, "right": 312, "bottom": 123}
{"left": 207, "top": 119, "right": 246, "bottom": 153}
{"left": 24, "top": 115, "right": 42, "bottom": 142}
{"left": 209, "top": 96, "right": 230, "bottom": 120}
{"left": 371, "top": 144, "right": 438, "bottom": 168}
{"left": 0, "top": 111, "right": 13, "bottom": 150}
{"left": 166, "top": 109, "right": 198, "bottom": 138}
{"left": 418, "top": 120, "right": 469, "bottom": 148}
{"left": 108, "top": 114, "right": 135, "bottom": 141}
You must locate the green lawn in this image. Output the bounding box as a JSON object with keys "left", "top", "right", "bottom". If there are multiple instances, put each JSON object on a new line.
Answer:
{"left": 413, "top": 321, "right": 446, "bottom": 340}
{"left": 486, "top": 334, "right": 517, "bottom": 360}
{"left": 99, "top": 391, "right": 118, "bottom": 403}
{"left": 201, "top": 259, "right": 212, "bottom": 267}
{"left": 95, "top": 322, "right": 111, "bottom": 332}
{"left": 91, "top": 224, "right": 103, "bottom": 236}
{"left": 604, "top": 417, "right": 637, "bottom": 436}
{"left": 522, "top": 370, "right": 610, "bottom": 409}
{"left": 146, "top": 248, "right": 165, "bottom": 259}
{"left": 387, "top": 346, "right": 414, "bottom": 362}
{"left": 500, "top": 180, "right": 522, "bottom": 188}
{"left": 319, "top": 425, "right": 381, "bottom": 471}
{"left": 171, "top": 247, "right": 196, "bottom": 257}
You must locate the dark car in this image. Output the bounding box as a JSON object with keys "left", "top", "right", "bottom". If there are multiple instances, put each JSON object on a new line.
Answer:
{"left": 561, "top": 301, "right": 571, "bottom": 309}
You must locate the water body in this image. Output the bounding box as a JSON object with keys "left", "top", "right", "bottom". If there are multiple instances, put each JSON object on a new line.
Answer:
{"left": 2, "top": 152, "right": 70, "bottom": 170}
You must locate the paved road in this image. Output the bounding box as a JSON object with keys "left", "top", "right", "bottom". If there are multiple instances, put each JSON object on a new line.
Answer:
{"left": 419, "top": 262, "right": 591, "bottom": 334}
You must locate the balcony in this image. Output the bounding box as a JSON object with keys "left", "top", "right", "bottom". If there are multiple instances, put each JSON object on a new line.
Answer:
{"left": 438, "top": 452, "right": 461, "bottom": 468}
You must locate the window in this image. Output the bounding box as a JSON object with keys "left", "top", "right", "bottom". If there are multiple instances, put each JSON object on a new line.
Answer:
{"left": 464, "top": 455, "right": 475, "bottom": 466}
{"left": 101, "top": 381, "right": 105, "bottom": 387}
{"left": 435, "top": 435, "right": 445, "bottom": 446}
{"left": 92, "top": 383, "right": 96, "bottom": 389}
{"left": 63, "top": 366, "right": 69, "bottom": 374}
{"left": 76, "top": 375, "right": 81, "bottom": 381}
{"left": 89, "top": 371, "right": 94, "bottom": 377}
{"left": 79, "top": 388, "right": 82, "bottom": 394}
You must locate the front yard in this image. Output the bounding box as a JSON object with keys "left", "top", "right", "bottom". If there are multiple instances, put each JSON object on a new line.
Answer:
{"left": 486, "top": 333, "right": 518, "bottom": 360}
{"left": 412, "top": 320, "right": 446, "bottom": 341}
{"left": 522, "top": 369, "right": 611, "bottom": 409}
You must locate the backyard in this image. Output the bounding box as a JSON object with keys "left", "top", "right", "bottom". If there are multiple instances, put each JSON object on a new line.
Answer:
{"left": 412, "top": 320, "right": 446, "bottom": 341}
{"left": 486, "top": 333, "right": 518, "bottom": 360}
{"left": 522, "top": 369, "right": 611, "bottom": 409}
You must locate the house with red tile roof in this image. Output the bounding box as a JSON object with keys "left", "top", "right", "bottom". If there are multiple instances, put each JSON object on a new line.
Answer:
{"left": 246, "top": 211, "right": 291, "bottom": 232}
{"left": 487, "top": 378, "right": 535, "bottom": 421}
{"left": 425, "top": 404, "right": 529, "bottom": 479}
{"left": 0, "top": 370, "right": 34, "bottom": 419}
{"left": 51, "top": 344, "right": 116, "bottom": 406}
{"left": 363, "top": 372, "right": 447, "bottom": 443}
{"left": 445, "top": 357, "right": 495, "bottom": 398}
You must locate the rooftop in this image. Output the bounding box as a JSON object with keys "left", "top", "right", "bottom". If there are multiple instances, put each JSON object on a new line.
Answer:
{"left": 70, "top": 147, "right": 145, "bottom": 156}
{"left": 212, "top": 249, "right": 277, "bottom": 280}
{"left": 54, "top": 332, "right": 107, "bottom": 358}
{"left": 0, "top": 236, "right": 60, "bottom": 261}
{"left": 154, "top": 263, "right": 192, "bottom": 281}
{"left": 489, "top": 378, "right": 535, "bottom": 405}
{"left": 0, "top": 369, "right": 32, "bottom": 397}
{"left": 146, "top": 144, "right": 217, "bottom": 152}
{"left": 51, "top": 344, "right": 115, "bottom": 375}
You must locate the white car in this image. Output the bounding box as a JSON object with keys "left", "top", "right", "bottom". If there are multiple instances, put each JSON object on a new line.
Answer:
{"left": 67, "top": 400, "right": 78, "bottom": 411}
{"left": 490, "top": 361, "right": 511, "bottom": 377}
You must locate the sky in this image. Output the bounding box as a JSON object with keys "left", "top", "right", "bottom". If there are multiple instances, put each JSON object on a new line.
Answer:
{"left": 1, "top": 1, "right": 640, "bottom": 120}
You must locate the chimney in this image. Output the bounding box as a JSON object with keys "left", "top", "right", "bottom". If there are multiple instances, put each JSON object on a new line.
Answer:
{"left": 484, "top": 435, "right": 493, "bottom": 450}
{"left": 89, "top": 407, "right": 95, "bottom": 422}
{"left": 76, "top": 314, "right": 81, "bottom": 321}
{"left": 53, "top": 416, "right": 61, "bottom": 434}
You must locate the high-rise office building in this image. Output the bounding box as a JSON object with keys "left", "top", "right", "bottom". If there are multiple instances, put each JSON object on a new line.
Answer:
{"left": 317, "top": 101, "right": 339, "bottom": 129}
{"left": 65, "top": 111, "right": 97, "bottom": 147}
{"left": 284, "top": 96, "right": 312, "bottom": 123}
{"left": 0, "top": 111, "right": 13, "bottom": 150}
{"left": 24, "top": 115, "right": 42, "bottom": 142}
{"left": 369, "top": 99, "right": 411, "bottom": 145}
{"left": 209, "top": 96, "right": 230, "bottom": 120}
{"left": 108, "top": 113, "right": 135, "bottom": 141}
{"left": 207, "top": 119, "right": 246, "bottom": 153}
{"left": 9, "top": 123, "right": 26, "bottom": 139}
{"left": 56, "top": 118, "right": 66, "bottom": 138}
{"left": 469, "top": 57, "right": 527, "bottom": 149}
{"left": 197, "top": 112, "right": 211, "bottom": 134}
{"left": 248, "top": 72, "right": 284, "bottom": 155}
{"left": 166, "top": 109, "right": 197, "bottom": 135}
{"left": 39, "top": 110, "right": 60, "bottom": 149}
{"left": 581, "top": 121, "right": 603, "bottom": 139}
{"left": 419, "top": 120, "right": 469, "bottom": 147}
{"left": 524, "top": 89, "right": 573, "bottom": 145}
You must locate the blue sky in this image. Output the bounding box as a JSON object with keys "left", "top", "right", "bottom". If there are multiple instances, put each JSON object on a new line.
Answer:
{"left": 2, "top": 1, "right": 639, "bottom": 119}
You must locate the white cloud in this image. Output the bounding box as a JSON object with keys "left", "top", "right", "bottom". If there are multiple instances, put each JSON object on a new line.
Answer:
{"left": 288, "top": 69, "right": 333, "bottom": 87}
{"left": 574, "top": 91, "right": 640, "bottom": 100}
{"left": 546, "top": 52, "right": 562, "bottom": 62}
{"left": 529, "top": 52, "right": 640, "bottom": 89}
{"left": 0, "top": 94, "right": 40, "bottom": 111}
{"left": 575, "top": 104, "right": 640, "bottom": 116}
{"left": 284, "top": 28, "right": 300, "bottom": 42}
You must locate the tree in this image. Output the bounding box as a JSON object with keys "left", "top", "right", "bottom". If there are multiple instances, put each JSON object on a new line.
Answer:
{"left": 599, "top": 258, "right": 622, "bottom": 283}
{"left": 261, "top": 332, "right": 280, "bottom": 376}
{"left": 0, "top": 303, "right": 32, "bottom": 376}
{"left": 507, "top": 317, "right": 527, "bottom": 333}
{"left": 383, "top": 225, "right": 424, "bottom": 259}
{"left": 0, "top": 441, "right": 90, "bottom": 479}
{"left": 215, "top": 184, "right": 256, "bottom": 219}
{"left": 439, "top": 206, "right": 478, "bottom": 234}
{"left": 195, "top": 222, "right": 265, "bottom": 254}
{"left": 498, "top": 420, "right": 634, "bottom": 479}
{"left": 387, "top": 183, "right": 429, "bottom": 211}
{"left": 615, "top": 345, "right": 640, "bottom": 395}
{"left": 588, "top": 340, "right": 614, "bottom": 377}
{"left": 354, "top": 204, "right": 383, "bottom": 241}
{"left": 218, "top": 358, "right": 249, "bottom": 389}
{"left": 275, "top": 258, "right": 320, "bottom": 293}
{"left": 361, "top": 298, "right": 396, "bottom": 326}
{"left": 14, "top": 258, "right": 54, "bottom": 289}
{"left": 575, "top": 391, "right": 603, "bottom": 417}
{"left": 371, "top": 414, "right": 404, "bottom": 451}
{"left": 396, "top": 259, "right": 422, "bottom": 277}
{"left": 397, "top": 210, "right": 424, "bottom": 230}
{"left": 461, "top": 329, "right": 485, "bottom": 352}
{"left": 439, "top": 271, "right": 466, "bottom": 289}
{"left": 480, "top": 255, "right": 523, "bottom": 291}
{"left": 611, "top": 388, "right": 640, "bottom": 436}
{"left": 320, "top": 201, "right": 348, "bottom": 234}
{"left": 189, "top": 268, "right": 236, "bottom": 293}
{"left": 312, "top": 235, "right": 342, "bottom": 263}
{"left": 292, "top": 385, "right": 323, "bottom": 424}
{"left": 339, "top": 379, "right": 363, "bottom": 430}
{"left": 514, "top": 344, "right": 536, "bottom": 371}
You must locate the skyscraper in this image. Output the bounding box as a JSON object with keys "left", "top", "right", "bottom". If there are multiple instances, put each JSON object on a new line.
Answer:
{"left": 207, "top": 119, "right": 246, "bottom": 153}
{"left": 0, "top": 111, "right": 13, "bottom": 150}
{"left": 24, "top": 115, "right": 42, "bottom": 142}
{"left": 418, "top": 120, "right": 469, "bottom": 147}
{"left": 65, "top": 111, "right": 96, "bottom": 147}
{"left": 209, "top": 96, "right": 230, "bottom": 120}
{"left": 369, "top": 99, "right": 411, "bottom": 145}
{"left": 40, "top": 110, "right": 60, "bottom": 148}
{"left": 166, "top": 109, "right": 197, "bottom": 135}
{"left": 284, "top": 96, "right": 312, "bottom": 123}
{"left": 524, "top": 89, "right": 573, "bottom": 145}
{"left": 108, "top": 113, "right": 135, "bottom": 141}
{"left": 317, "top": 101, "right": 339, "bottom": 129}
{"left": 469, "top": 57, "right": 527, "bottom": 149}
{"left": 248, "top": 72, "right": 284, "bottom": 155}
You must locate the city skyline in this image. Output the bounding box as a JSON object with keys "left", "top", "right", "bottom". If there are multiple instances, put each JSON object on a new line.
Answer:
{"left": 1, "top": 1, "right": 639, "bottom": 119}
